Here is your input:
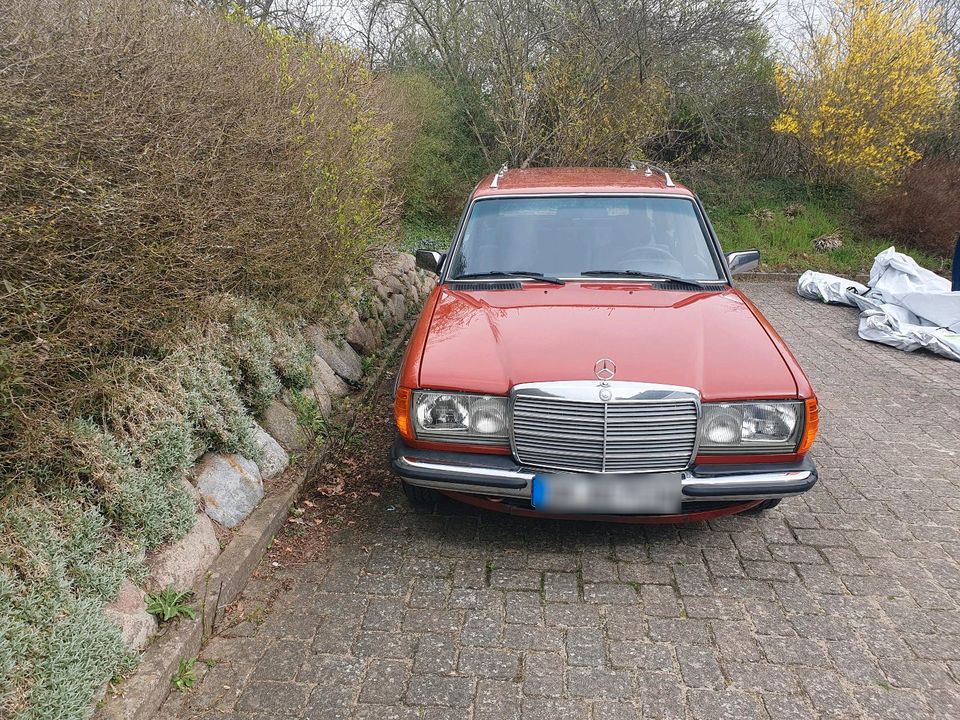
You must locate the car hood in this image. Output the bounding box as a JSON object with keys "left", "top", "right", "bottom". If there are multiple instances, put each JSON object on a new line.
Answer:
{"left": 417, "top": 283, "right": 798, "bottom": 401}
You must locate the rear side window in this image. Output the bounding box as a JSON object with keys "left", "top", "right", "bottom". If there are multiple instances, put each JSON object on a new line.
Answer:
{"left": 447, "top": 196, "right": 724, "bottom": 281}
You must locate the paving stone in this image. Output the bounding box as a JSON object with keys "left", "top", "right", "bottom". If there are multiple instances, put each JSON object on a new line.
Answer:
{"left": 490, "top": 568, "right": 541, "bottom": 590}
{"left": 413, "top": 633, "right": 459, "bottom": 674}
{"left": 761, "top": 693, "right": 817, "bottom": 720}
{"left": 255, "top": 639, "right": 310, "bottom": 681}
{"left": 521, "top": 698, "right": 591, "bottom": 720}
{"left": 505, "top": 591, "right": 543, "bottom": 624}
{"left": 298, "top": 653, "right": 364, "bottom": 686}
{"left": 304, "top": 683, "right": 354, "bottom": 718}
{"left": 353, "top": 706, "right": 420, "bottom": 720}
{"left": 608, "top": 641, "right": 673, "bottom": 670}
{"left": 583, "top": 582, "right": 637, "bottom": 604}
{"left": 565, "top": 628, "right": 606, "bottom": 667}
{"left": 602, "top": 605, "right": 647, "bottom": 639}
{"left": 406, "top": 674, "right": 475, "bottom": 707}
{"left": 544, "top": 572, "right": 579, "bottom": 602}
{"left": 353, "top": 630, "right": 418, "bottom": 660}
{"left": 677, "top": 645, "right": 724, "bottom": 689}
{"left": 458, "top": 647, "right": 520, "bottom": 679}
{"left": 522, "top": 651, "right": 564, "bottom": 698}
{"left": 758, "top": 635, "right": 830, "bottom": 666}
{"left": 566, "top": 668, "right": 632, "bottom": 699}
{"left": 545, "top": 603, "right": 601, "bottom": 628}
{"left": 591, "top": 700, "right": 638, "bottom": 720}
{"left": 359, "top": 659, "right": 409, "bottom": 704}
{"left": 462, "top": 608, "right": 503, "bottom": 647}
{"left": 235, "top": 680, "right": 311, "bottom": 715}
{"left": 723, "top": 661, "right": 799, "bottom": 693}
{"left": 410, "top": 577, "right": 452, "bottom": 608}
{"left": 687, "top": 689, "right": 763, "bottom": 720}
{"left": 403, "top": 608, "right": 461, "bottom": 634}
{"left": 636, "top": 671, "right": 685, "bottom": 719}
{"left": 503, "top": 624, "right": 563, "bottom": 652}
{"left": 476, "top": 679, "right": 521, "bottom": 720}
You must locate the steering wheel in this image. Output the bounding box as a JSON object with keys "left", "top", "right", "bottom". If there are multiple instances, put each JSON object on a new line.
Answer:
{"left": 612, "top": 245, "right": 677, "bottom": 267}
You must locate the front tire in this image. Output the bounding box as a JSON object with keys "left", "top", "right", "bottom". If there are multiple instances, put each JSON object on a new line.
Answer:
{"left": 402, "top": 481, "right": 438, "bottom": 508}
{"left": 742, "top": 498, "right": 781, "bottom": 514}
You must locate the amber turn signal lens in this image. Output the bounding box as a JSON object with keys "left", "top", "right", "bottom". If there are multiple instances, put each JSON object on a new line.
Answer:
{"left": 797, "top": 397, "right": 819, "bottom": 456}
{"left": 394, "top": 387, "right": 414, "bottom": 441}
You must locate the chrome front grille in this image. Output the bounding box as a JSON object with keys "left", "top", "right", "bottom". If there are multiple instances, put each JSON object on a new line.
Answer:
{"left": 511, "top": 383, "right": 699, "bottom": 473}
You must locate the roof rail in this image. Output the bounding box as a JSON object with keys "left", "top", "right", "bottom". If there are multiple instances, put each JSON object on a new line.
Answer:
{"left": 627, "top": 160, "right": 675, "bottom": 187}
{"left": 490, "top": 163, "right": 509, "bottom": 189}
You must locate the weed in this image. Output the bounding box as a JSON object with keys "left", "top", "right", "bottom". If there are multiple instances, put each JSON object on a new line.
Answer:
{"left": 145, "top": 586, "right": 196, "bottom": 623}
{"left": 288, "top": 389, "right": 328, "bottom": 437}
{"left": 285, "top": 523, "right": 306, "bottom": 538}
{"left": 360, "top": 355, "right": 376, "bottom": 377}
{"left": 171, "top": 658, "right": 197, "bottom": 692}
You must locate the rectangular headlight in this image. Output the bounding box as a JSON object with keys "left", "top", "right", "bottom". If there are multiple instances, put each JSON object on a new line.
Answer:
{"left": 699, "top": 401, "right": 804, "bottom": 454}
{"left": 412, "top": 391, "right": 510, "bottom": 445}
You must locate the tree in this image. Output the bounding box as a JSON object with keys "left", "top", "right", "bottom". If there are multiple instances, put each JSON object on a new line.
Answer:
{"left": 772, "top": 0, "right": 956, "bottom": 186}
{"left": 353, "top": 0, "right": 775, "bottom": 168}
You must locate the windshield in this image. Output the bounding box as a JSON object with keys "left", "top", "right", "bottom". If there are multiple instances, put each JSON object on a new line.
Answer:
{"left": 446, "top": 196, "right": 724, "bottom": 282}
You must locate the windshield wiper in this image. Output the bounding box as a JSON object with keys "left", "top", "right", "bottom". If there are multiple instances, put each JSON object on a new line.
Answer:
{"left": 580, "top": 270, "right": 706, "bottom": 289}
{"left": 453, "top": 270, "right": 565, "bottom": 285}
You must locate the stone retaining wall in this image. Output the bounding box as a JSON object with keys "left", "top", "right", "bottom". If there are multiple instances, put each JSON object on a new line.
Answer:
{"left": 102, "top": 252, "right": 433, "bottom": 655}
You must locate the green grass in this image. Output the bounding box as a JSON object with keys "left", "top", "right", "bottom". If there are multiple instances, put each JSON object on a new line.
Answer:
{"left": 700, "top": 178, "right": 948, "bottom": 276}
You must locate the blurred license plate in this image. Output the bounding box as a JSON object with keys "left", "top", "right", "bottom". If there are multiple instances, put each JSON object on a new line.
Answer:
{"left": 532, "top": 473, "right": 681, "bottom": 514}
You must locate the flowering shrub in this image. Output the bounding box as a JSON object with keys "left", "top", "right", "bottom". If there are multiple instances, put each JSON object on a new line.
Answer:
{"left": 772, "top": 0, "right": 956, "bottom": 186}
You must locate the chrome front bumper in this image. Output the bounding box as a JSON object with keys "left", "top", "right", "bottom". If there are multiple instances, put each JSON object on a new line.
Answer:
{"left": 391, "top": 439, "right": 817, "bottom": 504}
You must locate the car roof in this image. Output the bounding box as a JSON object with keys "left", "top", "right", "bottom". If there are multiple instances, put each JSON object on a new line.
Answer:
{"left": 472, "top": 166, "right": 694, "bottom": 199}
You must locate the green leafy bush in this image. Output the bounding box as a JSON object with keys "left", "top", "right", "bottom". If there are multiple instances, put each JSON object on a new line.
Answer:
{"left": 384, "top": 71, "right": 488, "bottom": 223}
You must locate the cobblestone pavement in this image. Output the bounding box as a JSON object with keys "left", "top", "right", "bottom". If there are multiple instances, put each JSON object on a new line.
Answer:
{"left": 158, "top": 281, "right": 960, "bottom": 720}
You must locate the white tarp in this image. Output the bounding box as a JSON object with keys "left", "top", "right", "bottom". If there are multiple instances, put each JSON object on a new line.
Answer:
{"left": 796, "top": 247, "right": 960, "bottom": 361}
{"left": 797, "top": 271, "right": 869, "bottom": 305}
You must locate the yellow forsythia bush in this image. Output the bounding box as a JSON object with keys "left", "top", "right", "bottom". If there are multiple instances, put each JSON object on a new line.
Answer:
{"left": 772, "top": 0, "right": 956, "bottom": 186}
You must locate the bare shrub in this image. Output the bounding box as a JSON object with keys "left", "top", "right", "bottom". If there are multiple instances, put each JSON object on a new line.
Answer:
{"left": 0, "top": 0, "right": 400, "bottom": 487}
{"left": 863, "top": 159, "right": 960, "bottom": 259}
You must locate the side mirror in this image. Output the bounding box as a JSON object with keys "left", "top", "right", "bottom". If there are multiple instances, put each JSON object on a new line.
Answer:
{"left": 726, "top": 249, "right": 760, "bottom": 275}
{"left": 415, "top": 249, "right": 443, "bottom": 274}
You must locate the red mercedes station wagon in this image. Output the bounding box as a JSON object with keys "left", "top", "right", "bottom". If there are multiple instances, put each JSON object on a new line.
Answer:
{"left": 391, "top": 165, "right": 818, "bottom": 522}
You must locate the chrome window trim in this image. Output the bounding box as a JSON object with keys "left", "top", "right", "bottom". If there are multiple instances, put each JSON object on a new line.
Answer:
{"left": 439, "top": 192, "right": 730, "bottom": 286}
{"left": 509, "top": 381, "right": 702, "bottom": 474}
